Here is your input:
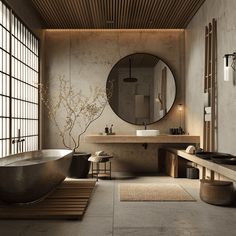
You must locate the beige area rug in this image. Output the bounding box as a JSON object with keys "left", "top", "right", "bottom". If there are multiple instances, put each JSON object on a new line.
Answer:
{"left": 119, "top": 183, "right": 195, "bottom": 201}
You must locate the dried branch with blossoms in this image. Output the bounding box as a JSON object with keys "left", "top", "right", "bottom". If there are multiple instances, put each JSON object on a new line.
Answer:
{"left": 40, "top": 75, "right": 112, "bottom": 151}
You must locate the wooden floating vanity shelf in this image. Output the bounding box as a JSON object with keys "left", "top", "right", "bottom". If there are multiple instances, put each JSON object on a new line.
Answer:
{"left": 85, "top": 135, "right": 200, "bottom": 144}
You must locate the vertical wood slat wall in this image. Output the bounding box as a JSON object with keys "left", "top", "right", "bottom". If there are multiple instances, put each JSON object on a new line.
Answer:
{"left": 203, "top": 19, "right": 217, "bottom": 152}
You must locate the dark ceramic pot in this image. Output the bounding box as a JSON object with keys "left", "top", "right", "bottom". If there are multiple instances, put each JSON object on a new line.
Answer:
{"left": 68, "top": 152, "right": 91, "bottom": 178}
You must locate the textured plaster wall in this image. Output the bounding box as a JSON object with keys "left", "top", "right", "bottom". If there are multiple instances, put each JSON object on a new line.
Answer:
{"left": 44, "top": 30, "right": 185, "bottom": 172}
{"left": 185, "top": 0, "right": 236, "bottom": 154}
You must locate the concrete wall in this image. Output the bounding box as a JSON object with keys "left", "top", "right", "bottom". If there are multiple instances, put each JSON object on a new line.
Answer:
{"left": 185, "top": 0, "right": 236, "bottom": 154}
{"left": 43, "top": 30, "right": 185, "bottom": 172}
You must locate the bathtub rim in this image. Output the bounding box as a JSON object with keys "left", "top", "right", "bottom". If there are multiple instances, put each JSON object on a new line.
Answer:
{"left": 0, "top": 149, "right": 74, "bottom": 167}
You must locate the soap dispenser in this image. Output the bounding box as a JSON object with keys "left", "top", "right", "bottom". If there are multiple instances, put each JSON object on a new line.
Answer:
{"left": 105, "top": 125, "right": 109, "bottom": 135}
{"left": 109, "top": 124, "right": 113, "bottom": 134}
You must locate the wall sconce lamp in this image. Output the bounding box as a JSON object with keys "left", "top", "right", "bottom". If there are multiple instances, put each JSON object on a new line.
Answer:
{"left": 169, "top": 104, "right": 185, "bottom": 135}
{"left": 224, "top": 53, "right": 236, "bottom": 81}
{"left": 177, "top": 104, "right": 183, "bottom": 128}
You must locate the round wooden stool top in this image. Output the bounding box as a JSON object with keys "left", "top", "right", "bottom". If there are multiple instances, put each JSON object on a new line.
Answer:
{"left": 88, "top": 155, "right": 113, "bottom": 163}
{"left": 200, "top": 179, "right": 233, "bottom": 186}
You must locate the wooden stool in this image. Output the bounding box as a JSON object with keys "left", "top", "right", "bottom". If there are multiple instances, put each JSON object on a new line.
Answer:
{"left": 200, "top": 179, "right": 235, "bottom": 206}
{"left": 89, "top": 156, "right": 113, "bottom": 181}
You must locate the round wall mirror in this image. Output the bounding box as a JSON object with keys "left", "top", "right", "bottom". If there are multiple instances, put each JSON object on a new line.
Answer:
{"left": 106, "top": 53, "right": 176, "bottom": 125}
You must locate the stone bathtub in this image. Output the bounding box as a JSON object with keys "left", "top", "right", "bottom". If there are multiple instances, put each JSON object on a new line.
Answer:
{"left": 0, "top": 149, "right": 73, "bottom": 204}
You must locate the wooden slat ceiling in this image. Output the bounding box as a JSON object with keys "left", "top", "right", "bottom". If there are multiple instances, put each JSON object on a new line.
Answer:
{"left": 31, "top": 0, "right": 205, "bottom": 29}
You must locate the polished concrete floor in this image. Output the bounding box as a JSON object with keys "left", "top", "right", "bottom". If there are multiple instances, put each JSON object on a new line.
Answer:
{"left": 0, "top": 174, "right": 236, "bottom": 236}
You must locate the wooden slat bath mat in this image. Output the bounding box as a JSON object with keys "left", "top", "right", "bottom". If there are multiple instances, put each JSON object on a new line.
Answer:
{"left": 0, "top": 180, "right": 96, "bottom": 220}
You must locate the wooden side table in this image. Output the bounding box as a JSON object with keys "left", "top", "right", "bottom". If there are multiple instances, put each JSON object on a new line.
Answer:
{"left": 89, "top": 156, "right": 113, "bottom": 181}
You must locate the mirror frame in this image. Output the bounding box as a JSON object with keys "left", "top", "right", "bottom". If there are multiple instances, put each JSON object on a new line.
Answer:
{"left": 106, "top": 52, "right": 177, "bottom": 125}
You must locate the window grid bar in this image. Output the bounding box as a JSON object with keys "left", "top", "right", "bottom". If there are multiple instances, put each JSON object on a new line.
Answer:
{"left": 3, "top": 117, "right": 38, "bottom": 120}
{"left": 11, "top": 134, "right": 38, "bottom": 139}
{"left": 1, "top": 2, "right": 3, "bottom": 157}
{"left": 9, "top": 8, "right": 12, "bottom": 153}
{"left": 11, "top": 95, "right": 39, "bottom": 105}
{"left": 0, "top": 46, "right": 10, "bottom": 54}
{"left": 12, "top": 33, "right": 38, "bottom": 57}
{"left": 0, "top": 137, "right": 10, "bottom": 141}
{"left": 0, "top": 22, "right": 10, "bottom": 33}
{"left": 12, "top": 54, "right": 38, "bottom": 73}
{"left": 37, "top": 40, "right": 40, "bottom": 149}
{"left": 1, "top": 3, "right": 3, "bottom": 156}
{"left": 0, "top": 71, "right": 38, "bottom": 89}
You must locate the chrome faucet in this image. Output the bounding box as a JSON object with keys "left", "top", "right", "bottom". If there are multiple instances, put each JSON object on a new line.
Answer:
{"left": 143, "top": 122, "right": 147, "bottom": 130}
{"left": 12, "top": 129, "right": 25, "bottom": 153}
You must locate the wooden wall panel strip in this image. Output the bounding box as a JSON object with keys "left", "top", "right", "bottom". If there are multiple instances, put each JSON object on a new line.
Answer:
{"left": 203, "top": 19, "right": 217, "bottom": 152}
{"left": 164, "top": 0, "right": 183, "bottom": 28}
{"left": 152, "top": 0, "right": 165, "bottom": 28}
{"left": 66, "top": 1, "right": 79, "bottom": 28}
{"left": 133, "top": 0, "right": 141, "bottom": 29}
{"left": 159, "top": 0, "right": 173, "bottom": 28}
{"left": 31, "top": 0, "right": 51, "bottom": 27}
{"left": 49, "top": 1, "right": 70, "bottom": 28}
{"left": 204, "top": 26, "right": 208, "bottom": 92}
{"left": 82, "top": 0, "right": 92, "bottom": 29}
{"left": 172, "top": 0, "right": 191, "bottom": 28}
{"left": 143, "top": 0, "right": 158, "bottom": 29}
{"left": 126, "top": 0, "right": 134, "bottom": 29}
{"left": 210, "top": 19, "right": 217, "bottom": 152}
{"left": 174, "top": 0, "right": 197, "bottom": 28}
{"left": 71, "top": 1, "right": 84, "bottom": 28}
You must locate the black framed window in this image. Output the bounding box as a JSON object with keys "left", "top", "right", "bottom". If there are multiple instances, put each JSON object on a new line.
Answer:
{"left": 0, "top": 0, "right": 39, "bottom": 157}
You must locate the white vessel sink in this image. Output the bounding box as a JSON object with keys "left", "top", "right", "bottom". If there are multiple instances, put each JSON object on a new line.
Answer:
{"left": 136, "top": 130, "right": 160, "bottom": 136}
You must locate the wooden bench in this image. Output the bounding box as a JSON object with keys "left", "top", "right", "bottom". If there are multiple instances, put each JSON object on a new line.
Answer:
{"left": 160, "top": 148, "right": 236, "bottom": 182}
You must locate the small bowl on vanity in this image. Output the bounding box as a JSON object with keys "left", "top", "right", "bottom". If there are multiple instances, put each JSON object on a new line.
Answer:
{"left": 211, "top": 156, "right": 236, "bottom": 165}
{"left": 195, "top": 151, "right": 236, "bottom": 165}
